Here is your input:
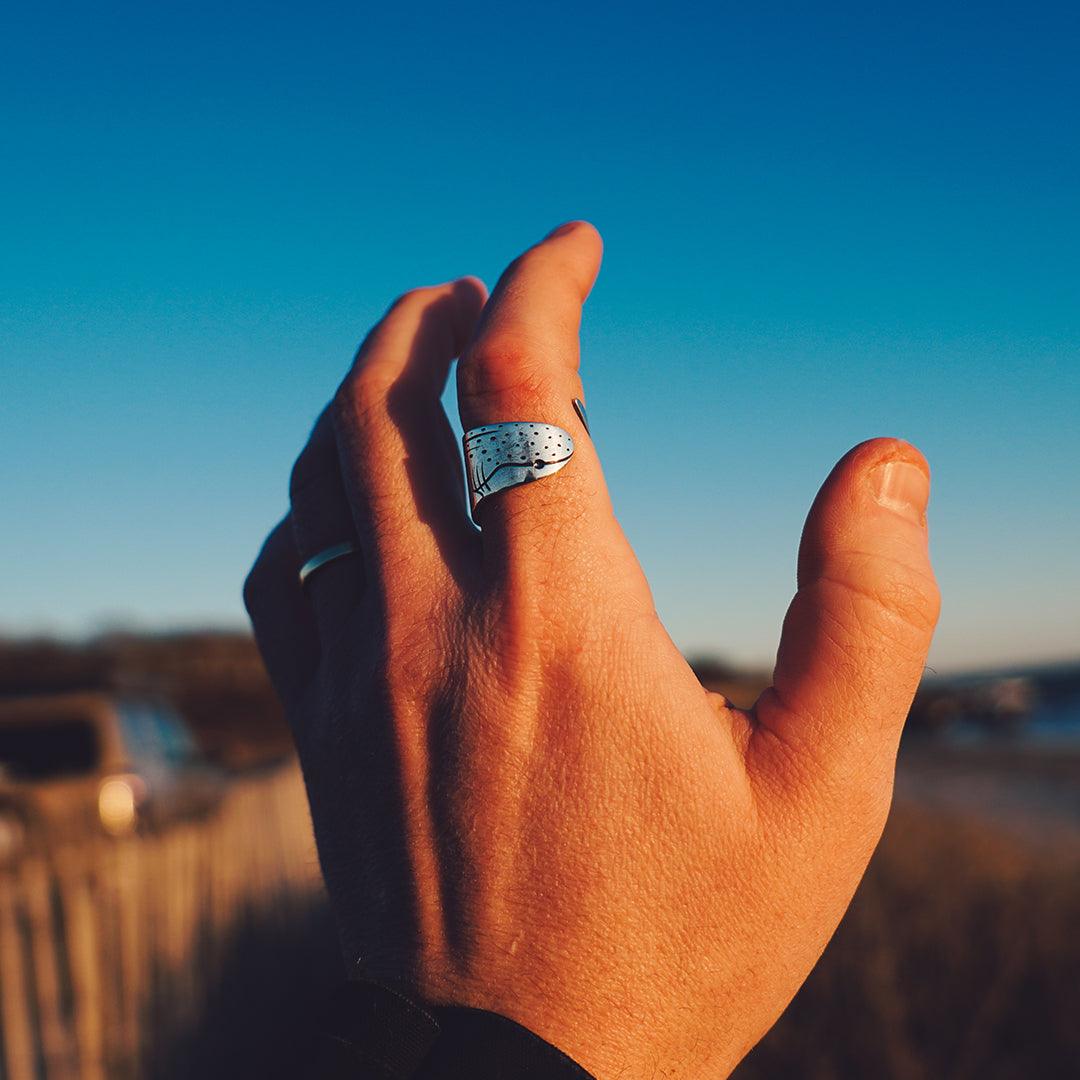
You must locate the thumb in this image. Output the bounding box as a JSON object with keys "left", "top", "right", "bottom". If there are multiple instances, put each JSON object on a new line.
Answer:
{"left": 753, "top": 438, "right": 941, "bottom": 790}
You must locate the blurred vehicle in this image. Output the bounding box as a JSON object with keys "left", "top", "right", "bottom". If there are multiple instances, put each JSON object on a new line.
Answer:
{"left": 0, "top": 693, "right": 226, "bottom": 859}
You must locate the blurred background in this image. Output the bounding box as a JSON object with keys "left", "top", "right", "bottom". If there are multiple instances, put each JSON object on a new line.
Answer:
{"left": 1, "top": 1, "right": 1077, "bottom": 1077}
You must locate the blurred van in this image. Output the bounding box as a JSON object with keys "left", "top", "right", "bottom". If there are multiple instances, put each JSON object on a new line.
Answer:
{"left": 0, "top": 693, "right": 226, "bottom": 860}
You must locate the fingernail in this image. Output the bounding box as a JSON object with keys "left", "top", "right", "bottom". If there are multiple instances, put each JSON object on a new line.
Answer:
{"left": 871, "top": 460, "right": 929, "bottom": 526}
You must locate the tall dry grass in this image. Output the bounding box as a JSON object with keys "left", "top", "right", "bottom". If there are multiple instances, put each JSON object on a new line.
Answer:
{"left": 736, "top": 770, "right": 1080, "bottom": 1079}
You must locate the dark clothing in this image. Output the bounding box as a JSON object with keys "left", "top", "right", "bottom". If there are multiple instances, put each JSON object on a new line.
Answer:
{"left": 310, "top": 978, "right": 596, "bottom": 1079}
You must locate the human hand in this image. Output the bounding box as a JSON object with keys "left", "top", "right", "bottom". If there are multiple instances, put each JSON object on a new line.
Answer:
{"left": 244, "top": 222, "right": 940, "bottom": 1079}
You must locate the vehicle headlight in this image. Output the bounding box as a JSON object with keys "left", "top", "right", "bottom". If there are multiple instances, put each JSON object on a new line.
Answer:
{"left": 98, "top": 775, "right": 146, "bottom": 836}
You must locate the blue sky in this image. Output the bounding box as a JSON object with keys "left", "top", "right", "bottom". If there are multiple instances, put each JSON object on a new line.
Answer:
{"left": 1, "top": 1, "right": 1077, "bottom": 671}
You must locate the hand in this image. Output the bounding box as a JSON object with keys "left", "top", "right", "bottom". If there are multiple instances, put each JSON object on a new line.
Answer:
{"left": 244, "top": 222, "right": 940, "bottom": 1079}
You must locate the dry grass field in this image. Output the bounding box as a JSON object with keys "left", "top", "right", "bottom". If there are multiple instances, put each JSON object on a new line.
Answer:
{"left": 738, "top": 743, "right": 1080, "bottom": 1080}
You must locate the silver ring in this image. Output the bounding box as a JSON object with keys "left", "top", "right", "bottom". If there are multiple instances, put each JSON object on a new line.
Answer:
{"left": 298, "top": 540, "right": 358, "bottom": 586}
{"left": 463, "top": 422, "right": 575, "bottom": 520}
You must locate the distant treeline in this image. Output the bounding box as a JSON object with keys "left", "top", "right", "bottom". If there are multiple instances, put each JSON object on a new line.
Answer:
{"left": 3, "top": 633, "right": 1076, "bottom": 759}
{"left": 0, "top": 632, "right": 290, "bottom": 769}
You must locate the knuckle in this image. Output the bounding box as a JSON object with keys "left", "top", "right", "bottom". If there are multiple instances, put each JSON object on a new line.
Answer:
{"left": 381, "top": 635, "right": 437, "bottom": 705}
{"left": 823, "top": 552, "right": 941, "bottom": 638}
{"left": 461, "top": 334, "right": 564, "bottom": 404}
{"left": 289, "top": 411, "right": 335, "bottom": 499}
{"left": 380, "top": 596, "right": 458, "bottom": 700}
{"left": 335, "top": 366, "right": 391, "bottom": 426}
{"left": 502, "top": 251, "right": 533, "bottom": 283}
{"left": 241, "top": 568, "right": 260, "bottom": 617}
{"left": 287, "top": 447, "right": 312, "bottom": 499}
{"left": 242, "top": 556, "right": 272, "bottom": 619}
{"left": 880, "top": 571, "right": 941, "bottom": 634}
{"left": 242, "top": 521, "right": 294, "bottom": 619}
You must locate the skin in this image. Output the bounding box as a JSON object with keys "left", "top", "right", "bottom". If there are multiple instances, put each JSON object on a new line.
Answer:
{"left": 245, "top": 222, "right": 940, "bottom": 1079}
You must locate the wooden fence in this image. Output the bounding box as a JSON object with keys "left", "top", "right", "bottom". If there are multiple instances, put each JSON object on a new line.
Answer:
{"left": 0, "top": 764, "right": 331, "bottom": 1079}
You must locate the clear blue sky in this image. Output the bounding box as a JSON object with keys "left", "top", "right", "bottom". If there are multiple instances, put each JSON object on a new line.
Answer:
{"left": 2, "top": 1, "right": 1077, "bottom": 672}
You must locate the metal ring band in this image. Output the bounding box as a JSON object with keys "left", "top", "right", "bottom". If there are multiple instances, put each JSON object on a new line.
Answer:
{"left": 463, "top": 421, "right": 575, "bottom": 521}
{"left": 298, "top": 541, "right": 359, "bottom": 586}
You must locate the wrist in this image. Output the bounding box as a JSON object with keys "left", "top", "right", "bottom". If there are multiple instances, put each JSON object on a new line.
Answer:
{"left": 319, "top": 976, "right": 598, "bottom": 1078}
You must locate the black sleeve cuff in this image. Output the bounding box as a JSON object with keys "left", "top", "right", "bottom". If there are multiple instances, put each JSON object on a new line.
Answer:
{"left": 308, "top": 977, "right": 597, "bottom": 1079}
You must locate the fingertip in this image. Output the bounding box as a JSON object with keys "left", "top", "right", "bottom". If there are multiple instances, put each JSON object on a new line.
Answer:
{"left": 798, "top": 437, "right": 936, "bottom": 587}
{"left": 531, "top": 222, "right": 603, "bottom": 306}
{"left": 452, "top": 274, "right": 489, "bottom": 306}
{"left": 545, "top": 218, "right": 602, "bottom": 244}
{"left": 842, "top": 437, "right": 930, "bottom": 480}
{"left": 447, "top": 276, "right": 489, "bottom": 354}
{"left": 354, "top": 277, "right": 490, "bottom": 384}
{"left": 541, "top": 219, "right": 603, "bottom": 265}
{"left": 837, "top": 438, "right": 932, "bottom": 531}
{"left": 812, "top": 438, "right": 932, "bottom": 527}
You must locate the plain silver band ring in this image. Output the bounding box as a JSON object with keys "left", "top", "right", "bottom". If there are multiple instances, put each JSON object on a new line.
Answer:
{"left": 298, "top": 541, "right": 358, "bottom": 586}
